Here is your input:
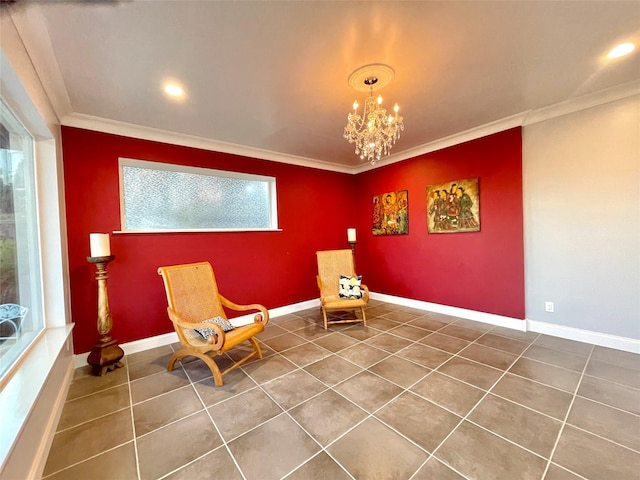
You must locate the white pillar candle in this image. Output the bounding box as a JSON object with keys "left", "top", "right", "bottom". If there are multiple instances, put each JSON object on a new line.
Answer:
{"left": 90, "top": 233, "right": 111, "bottom": 257}
{"left": 347, "top": 228, "right": 357, "bottom": 243}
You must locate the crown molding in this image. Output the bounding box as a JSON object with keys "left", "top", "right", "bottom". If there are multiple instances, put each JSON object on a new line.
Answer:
{"left": 62, "top": 81, "right": 640, "bottom": 176}
{"left": 522, "top": 80, "right": 640, "bottom": 126}
{"left": 352, "top": 112, "right": 527, "bottom": 174}
{"left": 61, "top": 113, "right": 356, "bottom": 174}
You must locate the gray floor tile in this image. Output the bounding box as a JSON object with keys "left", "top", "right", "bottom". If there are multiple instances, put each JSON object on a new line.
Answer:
{"left": 523, "top": 344, "right": 589, "bottom": 372}
{"left": 133, "top": 385, "right": 203, "bottom": 436}
{"left": 327, "top": 417, "right": 428, "bottom": 479}
{"left": 376, "top": 391, "right": 461, "bottom": 452}
{"left": 303, "top": 354, "right": 362, "bottom": 386}
{"left": 566, "top": 396, "right": 640, "bottom": 451}
{"left": 552, "top": 425, "right": 640, "bottom": 480}
{"left": 591, "top": 346, "right": 640, "bottom": 370}
{"left": 436, "top": 420, "right": 547, "bottom": 480}
{"left": 193, "top": 367, "right": 256, "bottom": 407}
{"left": 437, "top": 357, "right": 503, "bottom": 390}
{"left": 419, "top": 332, "right": 470, "bottom": 354}
{"left": 458, "top": 343, "right": 518, "bottom": 370}
{"left": 438, "top": 324, "right": 485, "bottom": 342}
{"left": 334, "top": 370, "right": 403, "bottom": 413}
{"left": 468, "top": 393, "right": 562, "bottom": 457}
{"left": 208, "top": 387, "right": 282, "bottom": 441}
{"left": 130, "top": 368, "right": 190, "bottom": 404}
{"left": 313, "top": 332, "right": 359, "bottom": 352}
{"left": 578, "top": 375, "right": 640, "bottom": 415}
{"left": 411, "top": 371, "right": 485, "bottom": 416}
{"left": 43, "top": 442, "right": 137, "bottom": 480}
{"left": 164, "top": 446, "right": 243, "bottom": 480}
{"left": 474, "top": 332, "right": 530, "bottom": 355}
{"left": 365, "top": 332, "right": 413, "bottom": 353}
{"left": 491, "top": 373, "right": 573, "bottom": 420}
{"left": 279, "top": 341, "right": 331, "bottom": 367}
{"left": 261, "top": 369, "right": 327, "bottom": 410}
{"left": 397, "top": 343, "right": 452, "bottom": 369}
{"left": 412, "top": 457, "right": 466, "bottom": 480}
{"left": 284, "top": 452, "right": 351, "bottom": 480}
{"left": 241, "top": 354, "right": 298, "bottom": 384}
{"left": 65, "top": 366, "right": 129, "bottom": 401}
{"left": 585, "top": 358, "right": 640, "bottom": 389}
{"left": 56, "top": 384, "right": 130, "bottom": 431}
{"left": 228, "top": 414, "right": 320, "bottom": 480}
{"left": 43, "top": 409, "right": 133, "bottom": 476}
{"left": 289, "top": 389, "right": 368, "bottom": 446}
{"left": 509, "top": 357, "right": 581, "bottom": 392}
{"left": 368, "top": 354, "right": 430, "bottom": 388}
{"left": 45, "top": 301, "right": 640, "bottom": 480}
{"left": 137, "top": 411, "right": 222, "bottom": 480}
{"left": 336, "top": 342, "right": 389, "bottom": 368}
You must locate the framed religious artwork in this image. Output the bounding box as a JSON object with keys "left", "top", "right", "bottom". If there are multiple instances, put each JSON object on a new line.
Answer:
{"left": 426, "top": 178, "right": 480, "bottom": 233}
{"left": 372, "top": 189, "right": 408, "bottom": 236}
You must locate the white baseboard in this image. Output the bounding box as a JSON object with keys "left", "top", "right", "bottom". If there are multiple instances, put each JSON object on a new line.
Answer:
{"left": 370, "top": 292, "right": 527, "bottom": 332}
{"left": 527, "top": 319, "right": 640, "bottom": 354}
{"left": 74, "top": 295, "right": 639, "bottom": 368}
{"left": 73, "top": 298, "right": 322, "bottom": 368}
{"left": 30, "top": 356, "right": 74, "bottom": 480}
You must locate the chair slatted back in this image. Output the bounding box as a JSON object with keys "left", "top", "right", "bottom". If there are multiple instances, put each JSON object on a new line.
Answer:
{"left": 158, "top": 262, "right": 227, "bottom": 323}
{"left": 316, "top": 249, "right": 356, "bottom": 297}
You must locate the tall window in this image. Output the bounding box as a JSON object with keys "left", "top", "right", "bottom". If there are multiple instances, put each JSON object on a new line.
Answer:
{"left": 0, "top": 98, "right": 44, "bottom": 379}
{"left": 119, "top": 158, "right": 278, "bottom": 232}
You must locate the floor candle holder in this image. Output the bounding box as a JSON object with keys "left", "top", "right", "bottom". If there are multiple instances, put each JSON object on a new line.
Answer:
{"left": 86, "top": 255, "right": 124, "bottom": 376}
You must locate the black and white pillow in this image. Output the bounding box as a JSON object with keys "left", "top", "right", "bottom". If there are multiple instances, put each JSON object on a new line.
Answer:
{"left": 194, "top": 316, "right": 235, "bottom": 339}
{"left": 339, "top": 274, "right": 363, "bottom": 299}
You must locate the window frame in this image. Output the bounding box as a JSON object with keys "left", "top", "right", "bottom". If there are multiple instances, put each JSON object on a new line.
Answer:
{"left": 117, "top": 157, "right": 280, "bottom": 233}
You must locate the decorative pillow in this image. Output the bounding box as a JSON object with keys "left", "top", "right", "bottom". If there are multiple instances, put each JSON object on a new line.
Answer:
{"left": 339, "top": 274, "right": 363, "bottom": 299}
{"left": 194, "top": 316, "right": 235, "bottom": 339}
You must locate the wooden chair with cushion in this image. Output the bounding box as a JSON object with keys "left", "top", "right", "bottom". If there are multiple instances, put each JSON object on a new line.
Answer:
{"left": 316, "top": 249, "right": 369, "bottom": 330}
{"left": 157, "top": 261, "right": 269, "bottom": 386}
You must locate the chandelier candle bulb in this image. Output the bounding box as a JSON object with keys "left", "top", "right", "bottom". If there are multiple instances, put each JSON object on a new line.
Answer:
{"left": 347, "top": 228, "right": 357, "bottom": 243}
{"left": 90, "top": 233, "right": 111, "bottom": 257}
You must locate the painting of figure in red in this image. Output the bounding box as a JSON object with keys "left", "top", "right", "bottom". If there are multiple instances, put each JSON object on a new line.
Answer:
{"left": 372, "top": 190, "right": 409, "bottom": 235}
{"left": 427, "top": 178, "right": 480, "bottom": 233}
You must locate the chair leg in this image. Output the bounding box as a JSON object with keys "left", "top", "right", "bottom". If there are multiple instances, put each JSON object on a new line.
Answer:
{"left": 248, "top": 336, "right": 263, "bottom": 359}
{"left": 360, "top": 306, "right": 367, "bottom": 326}
{"left": 322, "top": 307, "right": 329, "bottom": 330}
{"left": 168, "top": 349, "right": 223, "bottom": 386}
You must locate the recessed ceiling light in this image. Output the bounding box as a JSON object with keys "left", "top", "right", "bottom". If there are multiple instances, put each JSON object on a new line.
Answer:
{"left": 164, "top": 84, "right": 184, "bottom": 97}
{"left": 607, "top": 42, "right": 635, "bottom": 59}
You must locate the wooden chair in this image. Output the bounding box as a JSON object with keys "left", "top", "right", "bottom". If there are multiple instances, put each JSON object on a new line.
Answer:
{"left": 157, "top": 261, "right": 269, "bottom": 386}
{"left": 316, "top": 249, "right": 369, "bottom": 330}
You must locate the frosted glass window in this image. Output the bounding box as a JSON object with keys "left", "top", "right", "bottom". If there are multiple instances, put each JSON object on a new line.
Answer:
{"left": 119, "top": 158, "right": 277, "bottom": 231}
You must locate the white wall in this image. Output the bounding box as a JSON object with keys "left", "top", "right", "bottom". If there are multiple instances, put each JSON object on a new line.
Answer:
{"left": 524, "top": 94, "right": 640, "bottom": 340}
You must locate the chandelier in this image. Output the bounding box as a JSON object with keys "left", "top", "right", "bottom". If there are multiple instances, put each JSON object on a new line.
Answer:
{"left": 343, "top": 64, "right": 404, "bottom": 165}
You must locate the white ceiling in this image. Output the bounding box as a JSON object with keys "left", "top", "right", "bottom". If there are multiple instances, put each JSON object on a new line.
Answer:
{"left": 5, "top": 1, "right": 640, "bottom": 170}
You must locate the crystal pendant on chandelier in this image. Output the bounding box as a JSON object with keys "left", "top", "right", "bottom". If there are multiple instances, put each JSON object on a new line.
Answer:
{"left": 343, "top": 64, "right": 404, "bottom": 165}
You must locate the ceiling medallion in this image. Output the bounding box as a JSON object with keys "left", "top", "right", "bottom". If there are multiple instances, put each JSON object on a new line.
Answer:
{"left": 343, "top": 64, "right": 404, "bottom": 165}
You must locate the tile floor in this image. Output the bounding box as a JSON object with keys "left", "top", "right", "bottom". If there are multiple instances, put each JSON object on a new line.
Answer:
{"left": 43, "top": 301, "right": 640, "bottom": 480}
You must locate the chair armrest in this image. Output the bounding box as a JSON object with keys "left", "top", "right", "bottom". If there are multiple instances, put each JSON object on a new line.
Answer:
{"left": 361, "top": 284, "right": 370, "bottom": 302}
{"left": 218, "top": 295, "right": 270, "bottom": 327}
{"left": 167, "top": 307, "right": 224, "bottom": 349}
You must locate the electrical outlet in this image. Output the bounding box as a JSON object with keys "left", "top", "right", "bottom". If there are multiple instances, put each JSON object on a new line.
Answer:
{"left": 545, "top": 301, "right": 554, "bottom": 313}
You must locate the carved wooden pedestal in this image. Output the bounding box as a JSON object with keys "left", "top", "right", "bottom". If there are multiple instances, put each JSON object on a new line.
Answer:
{"left": 87, "top": 255, "right": 124, "bottom": 376}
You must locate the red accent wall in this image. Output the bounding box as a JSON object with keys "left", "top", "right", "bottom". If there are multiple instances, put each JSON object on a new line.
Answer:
{"left": 355, "top": 128, "right": 525, "bottom": 319}
{"left": 62, "top": 127, "right": 356, "bottom": 353}
{"left": 62, "top": 126, "right": 524, "bottom": 354}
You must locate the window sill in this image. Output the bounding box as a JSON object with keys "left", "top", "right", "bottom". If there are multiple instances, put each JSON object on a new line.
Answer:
{"left": 113, "top": 228, "right": 283, "bottom": 234}
{"left": 0, "top": 324, "right": 74, "bottom": 470}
